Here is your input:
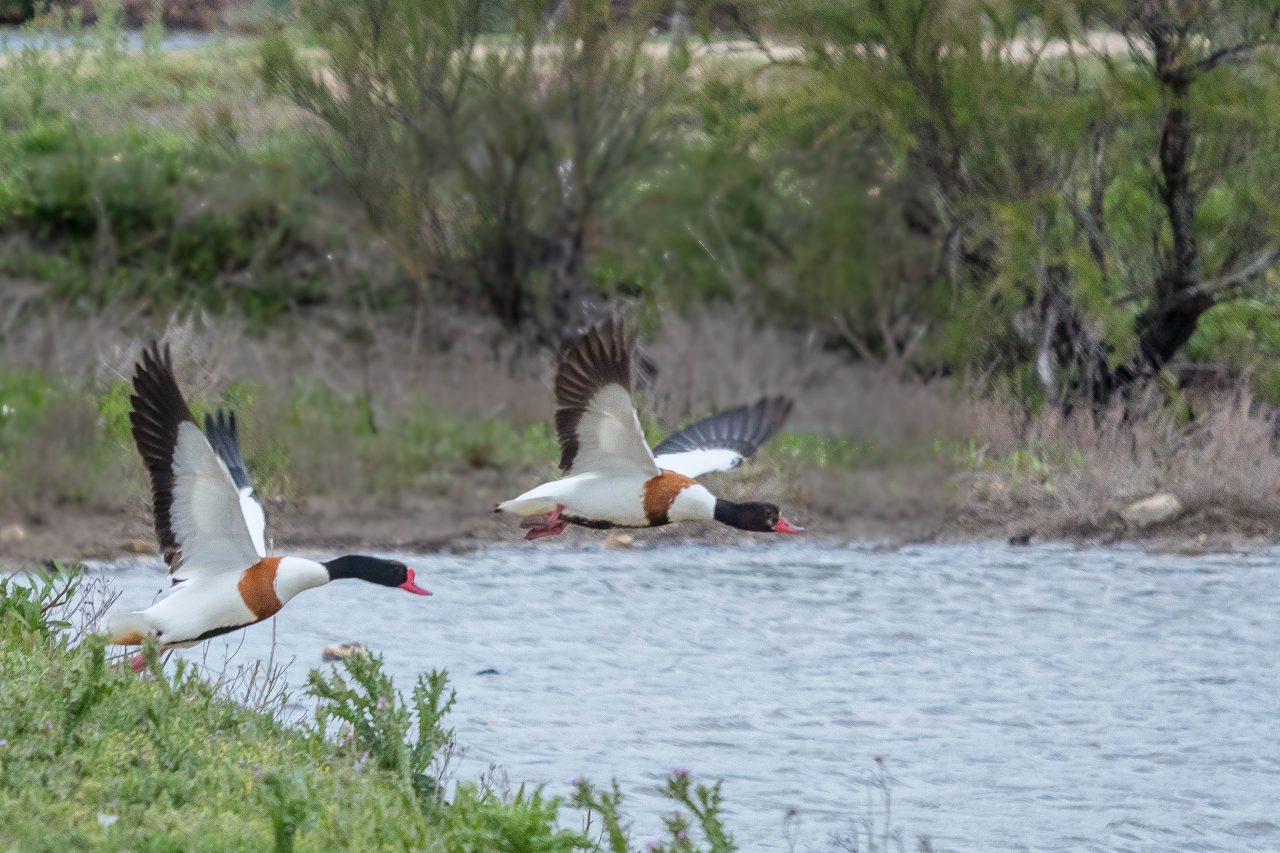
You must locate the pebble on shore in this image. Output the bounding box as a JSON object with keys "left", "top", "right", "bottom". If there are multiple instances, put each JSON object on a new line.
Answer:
{"left": 322, "top": 642, "right": 369, "bottom": 662}
{"left": 1121, "top": 493, "right": 1183, "bottom": 529}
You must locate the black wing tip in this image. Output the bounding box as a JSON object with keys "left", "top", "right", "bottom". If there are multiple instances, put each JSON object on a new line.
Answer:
{"left": 204, "top": 408, "right": 237, "bottom": 437}
{"left": 653, "top": 394, "right": 795, "bottom": 459}
{"left": 133, "top": 339, "right": 171, "bottom": 378}
{"left": 127, "top": 338, "right": 193, "bottom": 575}
{"left": 558, "top": 318, "right": 633, "bottom": 380}
{"left": 757, "top": 394, "right": 795, "bottom": 426}
{"left": 129, "top": 341, "right": 181, "bottom": 414}
{"left": 205, "top": 408, "right": 252, "bottom": 492}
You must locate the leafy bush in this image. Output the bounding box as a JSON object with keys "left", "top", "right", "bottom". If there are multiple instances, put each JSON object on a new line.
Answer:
{"left": 754, "top": 0, "right": 1280, "bottom": 404}
{"left": 0, "top": 565, "right": 78, "bottom": 639}
{"left": 262, "top": 0, "right": 690, "bottom": 341}
{"left": 0, "top": 16, "right": 396, "bottom": 325}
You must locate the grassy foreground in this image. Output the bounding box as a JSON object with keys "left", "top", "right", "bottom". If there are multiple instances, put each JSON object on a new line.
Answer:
{"left": 0, "top": 568, "right": 736, "bottom": 851}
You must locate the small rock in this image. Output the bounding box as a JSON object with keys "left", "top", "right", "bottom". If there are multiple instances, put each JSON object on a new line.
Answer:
{"left": 322, "top": 642, "right": 369, "bottom": 662}
{"left": 1008, "top": 528, "right": 1034, "bottom": 546}
{"left": 121, "top": 538, "right": 154, "bottom": 555}
{"left": 1121, "top": 493, "right": 1183, "bottom": 529}
{"left": 0, "top": 524, "right": 26, "bottom": 545}
{"left": 605, "top": 531, "right": 634, "bottom": 550}
{"left": 1149, "top": 543, "right": 1208, "bottom": 557}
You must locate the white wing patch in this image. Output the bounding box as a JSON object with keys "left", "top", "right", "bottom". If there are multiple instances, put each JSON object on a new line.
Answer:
{"left": 239, "top": 487, "right": 267, "bottom": 556}
{"left": 571, "top": 384, "right": 660, "bottom": 476}
{"left": 170, "top": 422, "right": 264, "bottom": 581}
{"left": 653, "top": 448, "right": 744, "bottom": 479}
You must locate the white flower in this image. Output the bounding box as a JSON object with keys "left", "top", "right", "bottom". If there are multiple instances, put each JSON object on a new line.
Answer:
{"left": 97, "top": 814, "right": 118, "bottom": 830}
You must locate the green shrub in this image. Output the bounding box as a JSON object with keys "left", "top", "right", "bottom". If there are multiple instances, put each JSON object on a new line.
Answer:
{"left": 0, "top": 22, "right": 394, "bottom": 326}
{"left": 0, "top": 569, "right": 753, "bottom": 851}
{"left": 262, "top": 0, "right": 690, "bottom": 340}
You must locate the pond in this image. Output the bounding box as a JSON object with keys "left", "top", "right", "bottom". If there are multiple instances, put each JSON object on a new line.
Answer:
{"left": 0, "top": 28, "right": 219, "bottom": 52}
{"left": 98, "top": 542, "right": 1280, "bottom": 852}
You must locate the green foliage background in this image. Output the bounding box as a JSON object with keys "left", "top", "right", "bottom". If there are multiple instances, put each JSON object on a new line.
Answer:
{"left": 7, "top": 1, "right": 1280, "bottom": 401}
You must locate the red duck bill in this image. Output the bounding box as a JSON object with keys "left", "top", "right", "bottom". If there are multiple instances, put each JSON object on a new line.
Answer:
{"left": 772, "top": 518, "right": 804, "bottom": 534}
{"left": 400, "top": 569, "right": 432, "bottom": 595}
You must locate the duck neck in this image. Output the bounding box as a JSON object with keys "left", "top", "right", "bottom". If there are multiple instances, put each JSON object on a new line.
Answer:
{"left": 713, "top": 499, "right": 748, "bottom": 529}
{"left": 274, "top": 557, "right": 331, "bottom": 603}
{"left": 666, "top": 482, "right": 717, "bottom": 522}
{"left": 323, "top": 555, "right": 405, "bottom": 588}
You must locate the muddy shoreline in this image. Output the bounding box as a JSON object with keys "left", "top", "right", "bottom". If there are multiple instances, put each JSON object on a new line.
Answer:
{"left": 0, "top": 490, "right": 1263, "bottom": 570}
{"left": 0, "top": 496, "right": 928, "bottom": 569}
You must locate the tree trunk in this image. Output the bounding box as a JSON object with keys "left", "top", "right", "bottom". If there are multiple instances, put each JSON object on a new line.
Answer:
{"left": 548, "top": 226, "right": 586, "bottom": 345}
{"left": 1105, "top": 19, "right": 1211, "bottom": 393}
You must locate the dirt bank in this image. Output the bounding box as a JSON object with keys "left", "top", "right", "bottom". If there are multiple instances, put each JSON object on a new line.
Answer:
{"left": 0, "top": 490, "right": 930, "bottom": 569}
{"left": 0, "top": 480, "right": 1263, "bottom": 571}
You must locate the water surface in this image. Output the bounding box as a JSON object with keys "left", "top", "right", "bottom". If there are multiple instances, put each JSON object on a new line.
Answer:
{"left": 98, "top": 543, "right": 1280, "bottom": 852}
{"left": 0, "top": 28, "right": 220, "bottom": 52}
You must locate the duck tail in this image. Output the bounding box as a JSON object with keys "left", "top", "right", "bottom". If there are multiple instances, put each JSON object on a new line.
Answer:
{"left": 495, "top": 496, "right": 556, "bottom": 517}
{"left": 105, "top": 610, "right": 152, "bottom": 646}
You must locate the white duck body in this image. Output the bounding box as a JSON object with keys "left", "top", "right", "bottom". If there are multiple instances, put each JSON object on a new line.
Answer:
{"left": 110, "top": 556, "right": 329, "bottom": 648}
{"left": 109, "top": 344, "right": 432, "bottom": 660}
{"left": 497, "top": 470, "right": 716, "bottom": 528}
{"left": 497, "top": 320, "right": 798, "bottom": 539}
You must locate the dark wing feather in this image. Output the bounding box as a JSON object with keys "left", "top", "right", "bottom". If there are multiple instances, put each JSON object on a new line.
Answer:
{"left": 653, "top": 396, "right": 794, "bottom": 462}
{"left": 128, "top": 342, "right": 196, "bottom": 570}
{"left": 553, "top": 318, "right": 636, "bottom": 473}
{"left": 204, "top": 410, "right": 252, "bottom": 492}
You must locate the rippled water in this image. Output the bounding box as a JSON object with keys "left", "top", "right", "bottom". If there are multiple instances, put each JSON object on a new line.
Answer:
{"left": 0, "top": 29, "right": 219, "bottom": 51}
{"left": 97, "top": 543, "right": 1280, "bottom": 852}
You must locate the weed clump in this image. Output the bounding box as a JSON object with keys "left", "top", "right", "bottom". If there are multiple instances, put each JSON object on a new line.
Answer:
{"left": 0, "top": 564, "right": 749, "bottom": 851}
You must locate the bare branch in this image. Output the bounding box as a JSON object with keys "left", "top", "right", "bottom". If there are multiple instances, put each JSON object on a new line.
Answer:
{"left": 1196, "top": 40, "right": 1271, "bottom": 71}
{"left": 832, "top": 313, "right": 879, "bottom": 364}
{"left": 1063, "top": 190, "right": 1108, "bottom": 270}
{"left": 1191, "top": 245, "right": 1280, "bottom": 300}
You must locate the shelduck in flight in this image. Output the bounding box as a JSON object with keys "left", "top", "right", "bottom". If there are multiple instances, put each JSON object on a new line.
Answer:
{"left": 496, "top": 318, "right": 803, "bottom": 540}
{"left": 107, "top": 342, "right": 430, "bottom": 670}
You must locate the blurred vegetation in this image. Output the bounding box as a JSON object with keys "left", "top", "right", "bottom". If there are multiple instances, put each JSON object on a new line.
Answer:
{"left": 0, "top": 368, "right": 563, "bottom": 508}
{"left": 0, "top": 364, "right": 874, "bottom": 515}
{"left": 5, "top": 0, "right": 1280, "bottom": 406}
{"left": 261, "top": 0, "right": 688, "bottom": 344}
{"left": 0, "top": 565, "right": 745, "bottom": 851}
{"left": 0, "top": 10, "right": 405, "bottom": 327}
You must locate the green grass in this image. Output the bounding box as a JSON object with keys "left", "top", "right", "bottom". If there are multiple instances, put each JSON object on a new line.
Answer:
{"left": 2, "top": 367, "right": 885, "bottom": 513}
{"left": 766, "top": 433, "right": 873, "bottom": 471}
{"left": 947, "top": 437, "right": 1085, "bottom": 487}
{"left": 0, "top": 370, "right": 560, "bottom": 509}
{"left": 0, "top": 566, "right": 739, "bottom": 852}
